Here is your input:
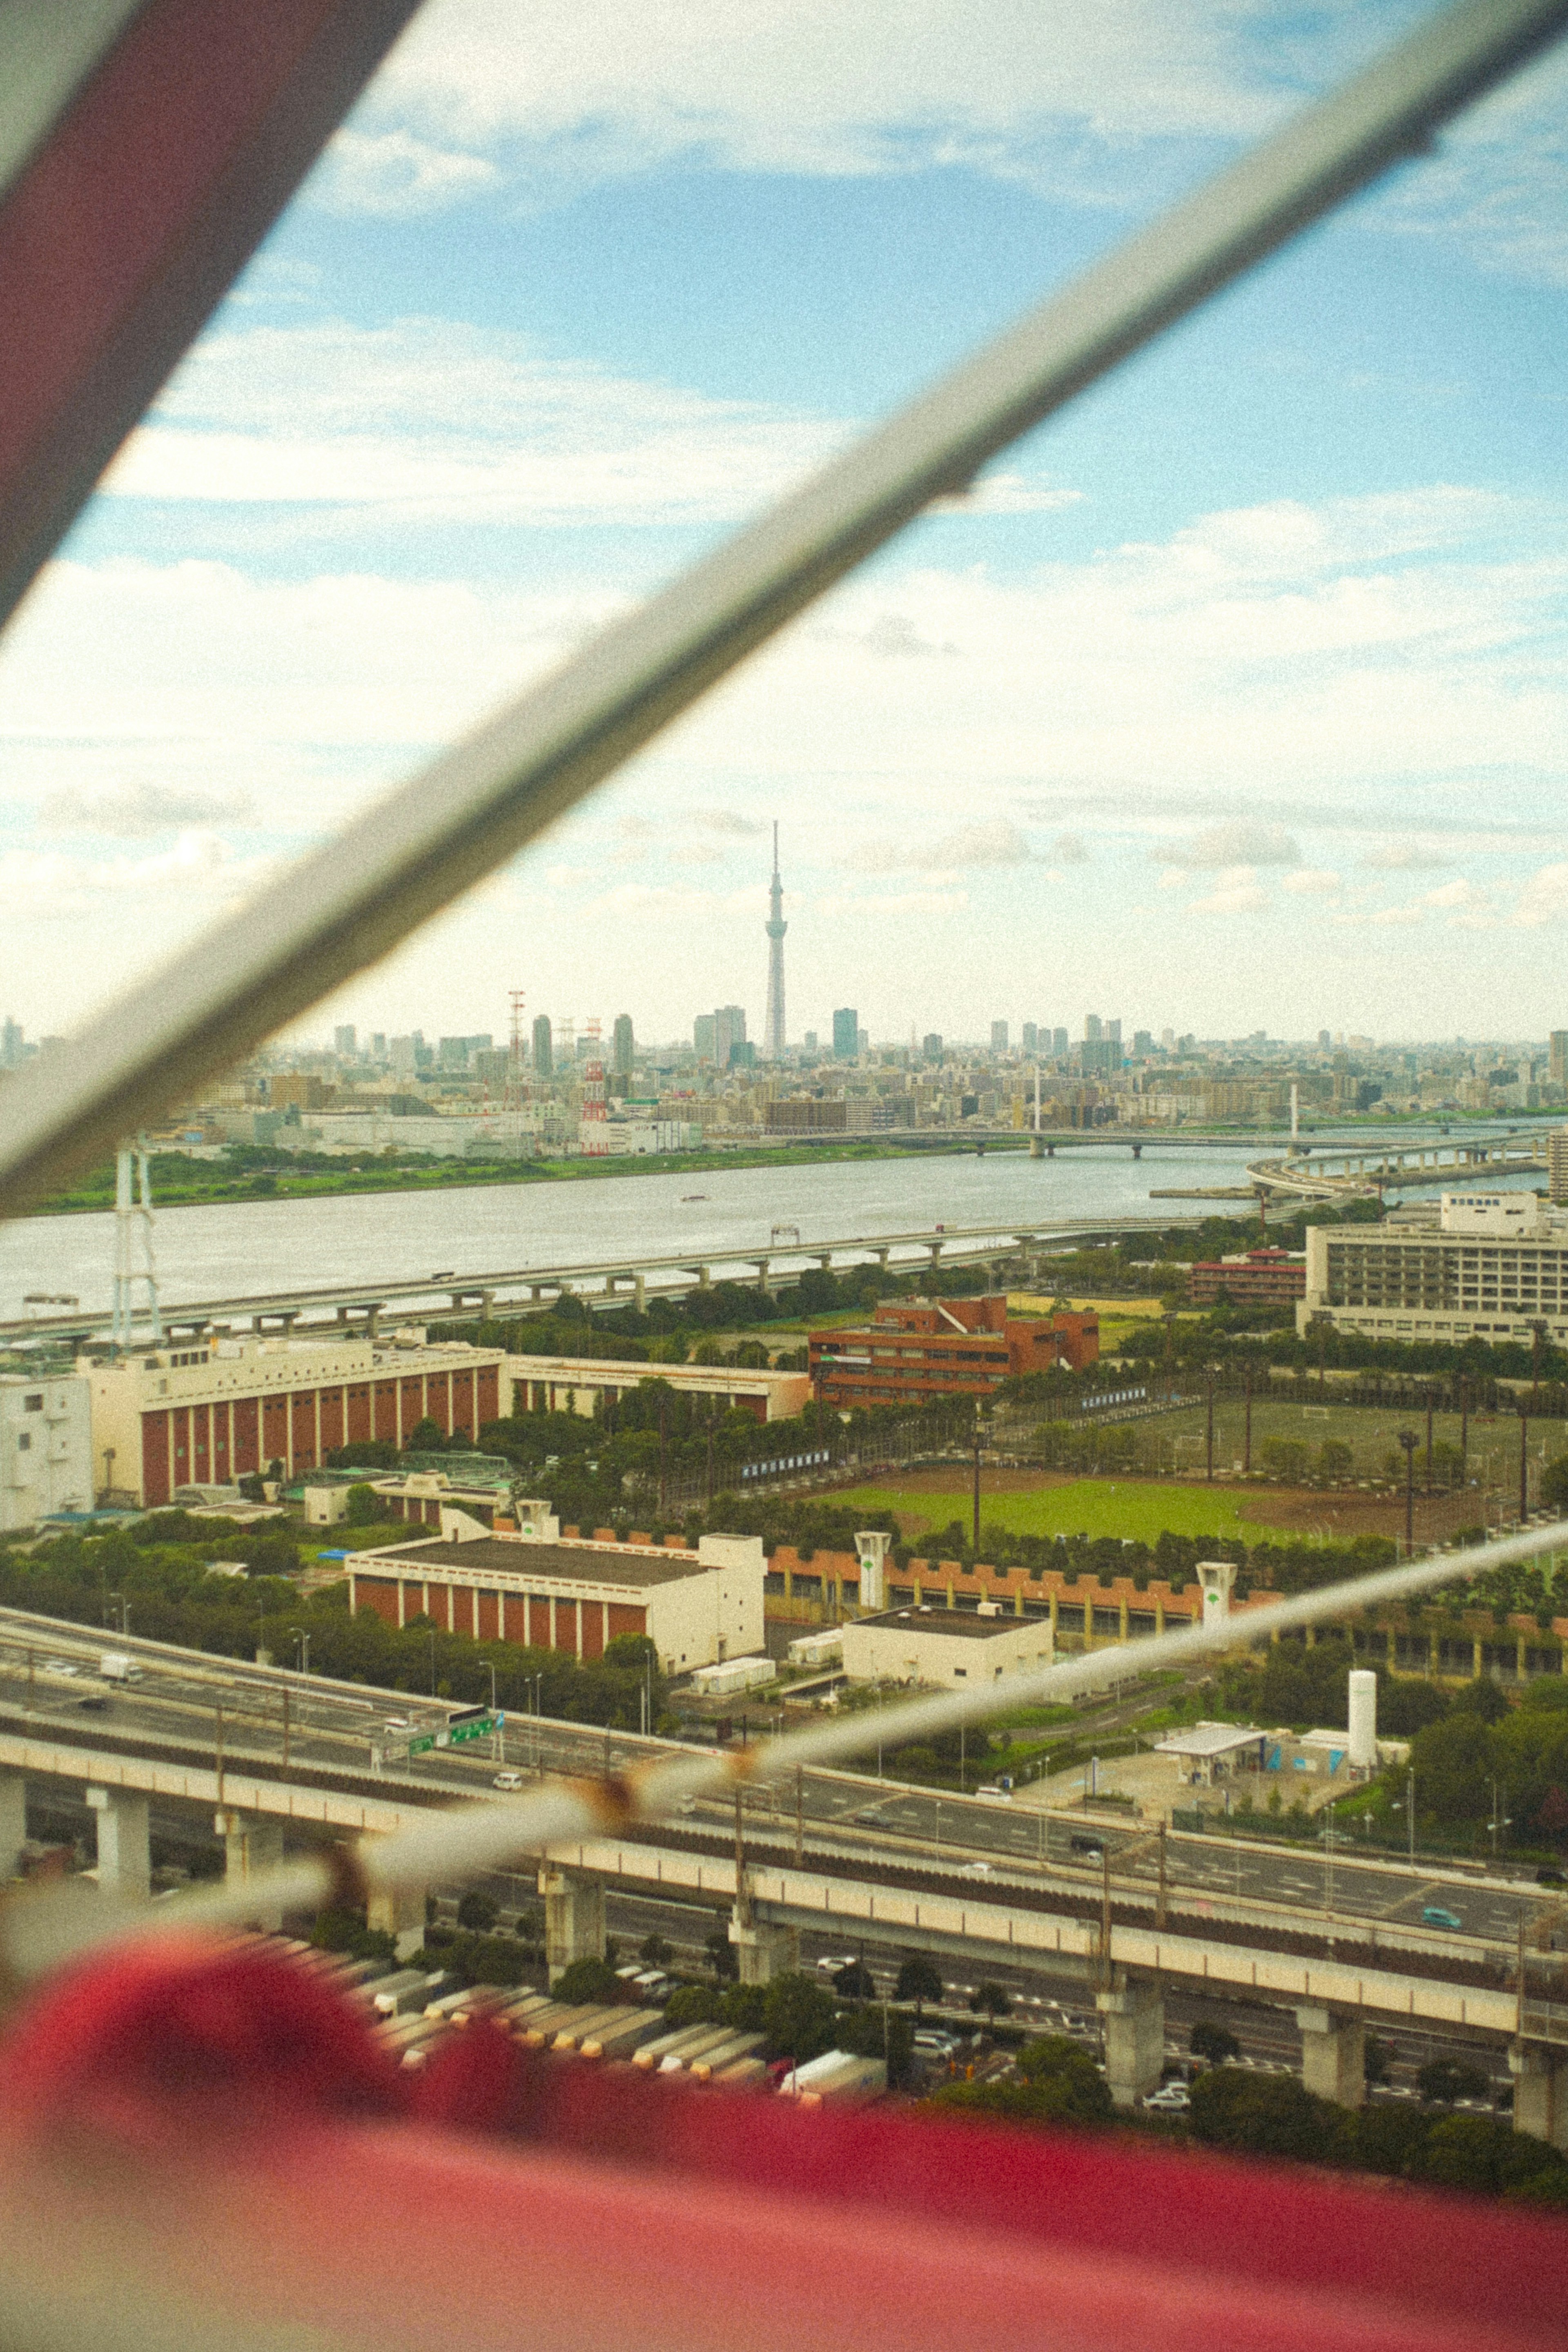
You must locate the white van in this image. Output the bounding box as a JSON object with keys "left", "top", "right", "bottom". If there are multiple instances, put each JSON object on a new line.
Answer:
{"left": 99, "top": 1652, "right": 143, "bottom": 1683}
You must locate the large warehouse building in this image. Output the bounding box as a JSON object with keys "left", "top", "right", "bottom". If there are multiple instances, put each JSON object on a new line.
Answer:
{"left": 1296, "top": 1192, "right": 1568, "bottom": 1349}
{"left": 87, "top": 1332, "right": 509, "bottom": 1507}
{"left": 506, "top": 1354, "right": 810, "bottom": 1422}
{"left": 347, "top": 1527, "right": 765, "bottom": 1674}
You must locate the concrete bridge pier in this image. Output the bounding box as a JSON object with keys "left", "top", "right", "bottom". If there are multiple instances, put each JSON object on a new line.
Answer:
{"left": 729, "top": 1912, "right": 797, "bottom": 1984}
{"left": 1029, "top": 1134, "right": 1043, "bottom": 1159}
{"left": 217, "top": 1810, "right": 285, "bottom": 1929}
{"left": 368, "top": 1874, "right": 429, "bottom": 1959}
{"left": 1097, "top": 1978, "right": 1164, "bottom": 2109}
{"left": 633, "top": 1274, "right": 646, "bottom": 1311}
{"left": 87, "top": 1786, "right": 150, "bottom": 1902}
{"left": 1296, "top": 2005, "right": 1364, "bottom": 2107}
{"left": 0, "top": 1771, "right": 25, "bottom": 1879}
{"left": 539, "top": 1866, "right": 605, "bottom": 1984}
{"left": 1510, "top": 2047, "right": 1568, "bottom": 2149}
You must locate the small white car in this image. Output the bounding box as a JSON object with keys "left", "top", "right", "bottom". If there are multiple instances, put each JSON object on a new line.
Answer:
{"left": 492, "top": 1770, "right": 523, "bottom": 1792}
{"left": 960, "top": 1860, "right": 994, "bottom": 1879}
{"left": 677, "top": 1793, "right": 699, "bottom": 1814}
{"left": 1144, "top": 2083, "right": 1191, "bottom": 2112}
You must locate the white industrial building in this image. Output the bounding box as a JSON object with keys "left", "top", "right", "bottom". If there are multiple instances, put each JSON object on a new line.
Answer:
{"left": 1298, "top": 1190, "right": 1568, "bottom": 1348}
{"left": 842, "top": 1601, "right": 1053, "bottom": 1689}
{"left": 0, "top": 1369, "right": 93, "bottom": 1530}
{"left": 506, "top": 1354, "right": 810, "bottom": 1423}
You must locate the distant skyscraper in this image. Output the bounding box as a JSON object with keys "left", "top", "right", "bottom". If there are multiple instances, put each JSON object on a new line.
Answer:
{"left": 1021, "top": 1023, "right": 1037, "bottom": 1053}
{"left": 764, "top": 822, "right": 786, "bottom": 1058}
{"left": 0, "top": 1017, "right": 22, "bottom": 1069}
{"left": 1052, "top": 1028, "right": 1068, "bottom": 1057}
{"left": 1085, "top": 1014, "right": 1102, "bottom": 1042}
{"left": 334, "top": 1024, "right": 356, "bottom": 1057}
{"left": 923, "top": 1033, "right": 943, "bottom": 1062}
{"left": 531, "top": 1014, "right": 553, "bottom": 1077}
{"left": 1106, "top": 1018, "right": 1122, "bottom": 1046}
{"left": 991, "top": 1020, "right": 1009, "bottom": 1050}
{"left": 694, "top": 1013, "right": 716, "bottom": 1062}
{"left": 833, "top": 1008, "right": 859, "bottom": 1061}
{"left": 612, "top": 1013, "right": 634, "bottom": 1075}
{"left": 1318, "top": 1029, "right": 1332, "bottom": 1050}
{"left": 714, "top": 1005, "right": 746, "bottom": 1067}
{"left": 1550, "top": 1031, "right": 1568, "bottom": 1089}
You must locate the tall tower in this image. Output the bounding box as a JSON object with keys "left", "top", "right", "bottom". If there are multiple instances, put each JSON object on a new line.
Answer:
{"left": 764, "top": 821, "right": 786, "bottom": 1059}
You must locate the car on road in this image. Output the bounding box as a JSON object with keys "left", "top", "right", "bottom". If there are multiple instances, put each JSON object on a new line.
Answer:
{"left": 1069, "top": 1834, "right": 1105, "bottom": 1857}
{"left": 961, "top": 1860, "right": 994, "bottom": 1878}
{"left": 974, "top": 1784, "right": 1012, "bottom": 1802}
{"left": 677, "top": 1794, "right": 699, "bottom": 1815}
{"left": 815, "top": 1954, "right": 858, "bottom": 1978}
{"left": 913, "top": 2030, "right": 960, "bottom": 2062}
{"left": 852, "top": 1806, "right": 885, "bottom": 1824}
{"left": 1422, "top": 1904, "right": 1463, "bottom": 1929}
{"left": 1144, "top": 2082, "right": 1190, "bottom": 2112}
{"left": 492, "top": 1771, "right": 523, "bottom": 1792}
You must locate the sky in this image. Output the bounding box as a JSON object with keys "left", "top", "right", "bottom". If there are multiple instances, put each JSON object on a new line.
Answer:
{"left": 1, "top": 0, "right": 1566, "bottom": 1052}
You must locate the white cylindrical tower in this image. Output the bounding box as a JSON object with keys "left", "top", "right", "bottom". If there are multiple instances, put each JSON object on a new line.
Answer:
{"left": 1347, "top": 1668, "right": 1377, "bottom": 1770}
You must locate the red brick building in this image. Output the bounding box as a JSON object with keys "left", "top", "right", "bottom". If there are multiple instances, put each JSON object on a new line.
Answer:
{"left": 809, "top": 1295, "right": 1098, "bottom": 1409}
{"left": 1187, "top": 1249, "right": 1306, "bottom": 1309}
{"left": 87, "top": 1334, "right": 508, "bottom": 1508}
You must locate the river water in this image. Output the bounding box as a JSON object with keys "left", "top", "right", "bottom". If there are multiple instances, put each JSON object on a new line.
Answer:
{"left": 0, "top": 1125, "right": 1530, "bottom": 1320}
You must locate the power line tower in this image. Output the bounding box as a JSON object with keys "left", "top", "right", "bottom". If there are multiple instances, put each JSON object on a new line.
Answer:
{"left": 110, "top": 1136, "right": 161, "bottom": 1352}
{"left": 764, "top": 820, "right": 786, "bottom": 1060}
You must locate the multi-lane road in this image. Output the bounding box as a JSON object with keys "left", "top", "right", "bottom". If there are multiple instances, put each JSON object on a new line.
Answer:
{"left": 0, "top": 1604, "right": 1553, "bottom": 1964}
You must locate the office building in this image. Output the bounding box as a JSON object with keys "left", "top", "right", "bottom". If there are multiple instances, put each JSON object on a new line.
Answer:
{"left": 1021, "top": 1023, "right": 1037, "bottom": 1052}
{"left": 1107, "top": 1018, "right": 1122, "bottom": 1046}
{"left": 1552, "top": 1034, "right": 1568, "bottom": 1091}
{"left": 713, "top": 1006, "right": 746, "bottom": 1068}
{"left": 832, "top": 1008, "right": 859, "bottom": 1061}
{"left": 844, "top": 1601, "right": 1053, "bottom": 1690}
{"left": 87, "top": 1333, "right": 510, "bottom": 1508}
{"left": 347, "top": 1528, "right": 764, "bottom": 1674}
{"left": 1297, "top": 1189, "right": 1568, "bottom": 1348}
{"left": 507, "top": 1354, "right": 810, "bottom": 1422}
{"left": 531, "top": 1015, "right": 553, "bottom": 1077}
{"left": 1052, "top": 1028, "right": 1068, "bottom": 1057}
{"left": 991, "top": 1020, "right": 1009, "bottom": 1050}
{"left": 0, "top": 1370, "right": 93, "bottom": 1529}
{"left": 922, "top": 1033, "right": 943, "bottom": 1062}
{"left": 810, "top": 1294, "right": 1098, "bottom": 1407}
{"left": 334, "top": 1025, "right": 356, "bottom": 1057}
{"left": 693, "top": 1013, "right": 715, "bottom": 1062}
{"left": 1550, "top": 1129, "right": 1568, "bottom": 1206}
{"left": 1085, "top": 1014, "right": 1102, "bottom": 1042}
{"left": 612, "top": 1015, "right": 634, "bottom": 1076}
{"left": 763, "top": 823, "right": 787, "bottom": 1059}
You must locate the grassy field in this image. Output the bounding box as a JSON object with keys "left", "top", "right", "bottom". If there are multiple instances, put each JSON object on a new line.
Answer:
{"left": 830, "top": 1476, "right": 1299, "bottom": 1544}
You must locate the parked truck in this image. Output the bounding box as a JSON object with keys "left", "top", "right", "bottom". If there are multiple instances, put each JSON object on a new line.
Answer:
{"left": 98, "top": 1652, "right": 142, "bottom": 1683}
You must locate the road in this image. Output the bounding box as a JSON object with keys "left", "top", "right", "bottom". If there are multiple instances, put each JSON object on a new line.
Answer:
{"left": 0, "top": 1604, "right": 1552, "bottom": 1969}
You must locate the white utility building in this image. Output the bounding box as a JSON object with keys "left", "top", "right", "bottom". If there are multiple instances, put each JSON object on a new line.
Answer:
{"left": 0, "top": 1370, "right": 93, "bottom": 1530}
{"left": 843, "top": 1601, "right": 1053, "bottom": 1689}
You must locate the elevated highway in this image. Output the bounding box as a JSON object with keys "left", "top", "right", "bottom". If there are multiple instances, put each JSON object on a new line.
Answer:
{"left": 1249, "top": 1136, "right": 1547, "bottom": 1203}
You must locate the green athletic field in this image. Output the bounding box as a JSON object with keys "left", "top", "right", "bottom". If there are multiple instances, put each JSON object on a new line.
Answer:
{"left": 830, "top": 1477, "right": 1309, "bottom": 1545}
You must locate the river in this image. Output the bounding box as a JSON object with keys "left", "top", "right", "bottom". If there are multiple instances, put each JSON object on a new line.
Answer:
{"left": 0, "top": 1125, "right": 1533, "bottom": 1321}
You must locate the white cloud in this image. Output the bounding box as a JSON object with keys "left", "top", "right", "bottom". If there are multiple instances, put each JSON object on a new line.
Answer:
{"left": 1515, "top": 864, "right": 1568, "bottom": 927}
{"left": 41, "top": 781, "right": 254, "bottom": 836}
{"left": 1187, "top": 869, "right": 1268, "bottom": 916}
{"left": 102, "top": 318, "right": 850, "bottom": 528}
{"left": 1154, "top": 821, "right": 1299, "bottom": 869}
{"left": 315, "top": 127, "right": 501, "bottom": 215}
{"left": 1281, "top": 867, "right": 1341, "bottom": 895}
{"left": 857, "top": 818, "right": 1036, "bottom": 873}
{"left": 0, "top": 830, "right": 265, "bottom": 919}
{"left": 1360, "top": 838, "right": 1452, "bottom": 871}
{"left": 1420, "top": 878, "right": 1488, "bottom": 911}
{"left": 814, "top": 888, "right": 970, "bottom": 919}
{"left": 1368, "top": 902, "right": 1428, "bottom": 927}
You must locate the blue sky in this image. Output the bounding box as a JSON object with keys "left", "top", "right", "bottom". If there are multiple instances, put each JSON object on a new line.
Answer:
{"left": 1, "top": 0, "right": 1565, "bottom": 1050}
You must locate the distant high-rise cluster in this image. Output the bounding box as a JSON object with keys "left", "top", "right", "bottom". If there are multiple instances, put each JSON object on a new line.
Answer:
{"left": 764, "top": 822, "right": 786, "bottom": 1059}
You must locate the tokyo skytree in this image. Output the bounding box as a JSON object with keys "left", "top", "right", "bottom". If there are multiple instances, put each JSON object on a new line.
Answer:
{"left": 763, "top": 821, "right": 786, "bottom": 1058}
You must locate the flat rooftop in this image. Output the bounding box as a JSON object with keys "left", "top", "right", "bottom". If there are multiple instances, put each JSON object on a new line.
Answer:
{"left": 858, "top": 1605, "right": 1027, "bottom": 1641}
{"left": 1155, "top": 1722, "right": 1266, "bottom": 1758}
{"left": 356, "top": 1537, "right": 704, "bottom": 1589}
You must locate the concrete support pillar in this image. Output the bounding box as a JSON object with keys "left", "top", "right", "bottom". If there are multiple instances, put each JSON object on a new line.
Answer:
{"left": 367, "top": 1875, "right": 428, "bottom": 1960}
{"left": 634, "top": 1274, "right": 645, "bottom": 1311}
{"left": 87, "top": 1786, "right": 150, "bottom": 1902}
{"left": 218, "top": 1810, "right": 285, "bottom": 1930}
{"left": 0, "top": 1771, "right": 25, "bottom": 1879}
{"left": 539, "top": 1866, "right": 605, "bottom": 1984}
{"left": 1510, "top": 2046, "right": 1568, "bottom": 2150}
{"left": 729, "top": 1913, "right": 798, "bottom": 1985}
{"left": 1296, "top": 2005, "right": 1365, "bottom": 2107}
{"left": 1097, "top": 1979, "right": 1163, "bottom": 2109}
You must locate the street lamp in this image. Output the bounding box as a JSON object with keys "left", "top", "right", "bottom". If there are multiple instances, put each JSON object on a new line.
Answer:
{"left": 1396, "top": 1429, "right": 1418, "bottom": 1554}
{"left": 291, "top": 1628, "right": 310, "bottom": 1674}
{"left": 971, "top": 1402, "right": 983, "bottom": 1552}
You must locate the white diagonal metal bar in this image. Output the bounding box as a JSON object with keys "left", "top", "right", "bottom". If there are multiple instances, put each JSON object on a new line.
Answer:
{"left": 3, "top": 1517, "right": 1561, "bottom": 1985}
{"left": 1, "top": 0, "right": 1564, "bottom": 1214}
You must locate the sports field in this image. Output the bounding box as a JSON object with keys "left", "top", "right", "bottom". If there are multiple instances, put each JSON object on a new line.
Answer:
{"left": 831, "top": 1477, "right": 1299, "bottom": 1544}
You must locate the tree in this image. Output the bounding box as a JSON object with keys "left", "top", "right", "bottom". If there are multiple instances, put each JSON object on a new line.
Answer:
{"left": 1362, "top": 2032, "right": 1393, "bottom": 2088}
{"left": 664, "top": 1984, "right": 722, "bottom": 2030}
{"left": 1187, "top": 2067, "right": 1335, "bottom": 2163}
{"left": 1417, "top": 2057, "right": 1490, "bottom": 2105}
{"left": 935, "top": 2037, "right": 1113, "bottom": 2129}
{"left": 761, "top": 1971, "right": 839, "bottom": 2066}
{"left": 1407, "top": 2114, "right": 1566, "bottom": 2198}
{"left": 456, "top": 1889, "right": 499, "bottom": 1933}
{"left": 1190, "top": 2019, "right": 1240, "bottom": 2066}
{"left": 704, "top": 1925, "right": 739, "bottom": 1980}
{"left": 552, "top": 1955, "right": 620, "bottom": 2005}
{"left": 1408, "top": 1710, "right": 1496, "bottom": 1824}
{"left": 405, "top": 1418, "right": 448, "bottom": 1453}
{"left": 1541, "top": 1454, "right": 1568, "bottom": 1513}
{"left": 970, "top": 1982, "right": 1011, "bottom": 2020}
{"left": 345, "top": 1482, "right": 381, "bottom": 1525}
{"left": 896, "top": 1954, "right": 944, "bottom": 2018}
{"left": 833, "top": 1960, "right": 876, "bottom": 2002}
{"left": 638, "top": 1932, "right": 673, "bottom": 1969}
